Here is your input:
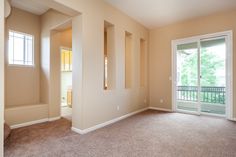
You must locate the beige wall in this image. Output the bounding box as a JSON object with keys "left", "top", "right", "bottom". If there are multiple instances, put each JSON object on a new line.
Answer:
{"left": 2, "top": 0, "right": 148, "bottom": 132}
{"left": 40, "top": 10, "right": 71, "bottom": 118}
{"left": 140, "top": 39, "right": 146, "bottom": 87}
{"left": 5, "top": 104, "right": 48, "bottom": 126}
{"left": 105, "top": 24, "right": 116, "bottom": 90}
{"left": 1, "top": 0, "right": 148, "bottom": 132}
{"left": 0, "top": 0, "right": 4, "bottom": 155}
{"left": 5, "top": 7, "right": 41, "bottom": 107}
{"left": 149, "top": 9, "right": 236, "bottom": 118}
{"left": 55, "top": 0, "right": 149, "bottom": 129}
{"left": 71, "top": 15, "right": 83, "bottom": 129}
{"left": 50, "top": 27, "right": 72, "bottom": 118}
{"left": 60, "top": 28, "right": 72, "bottom": 48}
{"left": 125, "top": 32, "right": 133, "bottom": 88}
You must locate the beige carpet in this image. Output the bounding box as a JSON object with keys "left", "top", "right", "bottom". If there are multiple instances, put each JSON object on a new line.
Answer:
{"left": 4, "top": 110, "right": 236, "bottom": 157}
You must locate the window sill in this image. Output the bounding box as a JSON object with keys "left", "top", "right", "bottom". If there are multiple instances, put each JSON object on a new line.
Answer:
{"left": 8, "top": 64, "right": 35, "bottom": 68}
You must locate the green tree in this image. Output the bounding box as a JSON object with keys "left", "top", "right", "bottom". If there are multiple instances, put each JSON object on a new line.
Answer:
{"left": 200, "top": 48, "right": 224, "bottom": 86}
{"left": 179, "top": 48, "right": 224, "bottom": 86}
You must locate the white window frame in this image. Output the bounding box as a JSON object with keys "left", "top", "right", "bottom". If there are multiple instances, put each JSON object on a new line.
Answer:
{"left": 8, "top": 30, "right": 34, "bottom": 67}
{"left": 60, "top": 47, "right": 72, "bottom": 72}
{"left": 171, "top": 30, "right": 233, "bottom": 120}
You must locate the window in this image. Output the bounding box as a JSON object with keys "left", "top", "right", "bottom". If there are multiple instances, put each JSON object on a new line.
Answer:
{"left": 61, "top": 48, "right": 72, "bottom": 72}
{"left": 8, "top": 30, "right": 34, "bottom": 66}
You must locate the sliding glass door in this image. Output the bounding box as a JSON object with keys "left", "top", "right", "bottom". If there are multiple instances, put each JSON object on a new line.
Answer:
{"left": 173, "top": 32, "right": 232, "bottom": 117}
{"left": 200, "top": 38, "right": 226, "bottom": 115}
{"left": 176, "top": 41, "right": 199, "bottom": 113}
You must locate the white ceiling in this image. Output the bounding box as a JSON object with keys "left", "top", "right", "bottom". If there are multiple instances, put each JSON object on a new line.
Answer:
{"left": 105, "top": 0, "right": 236, "bottom": 28}
{"left": 10, "top": 0, "right": 50, "bottom": 15}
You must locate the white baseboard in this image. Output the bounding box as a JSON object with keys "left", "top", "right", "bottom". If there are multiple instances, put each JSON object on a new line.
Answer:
{"left": 10, "top": 116, "right": 61, "bottom": 129}
{"left": 48, "top": 116, "right": 61, "bottom": 121}
{"left": 10, "top": 118, "right": 49, "bottom": 129}
{"left": 71, "top": 127, "right": 84, "bottom": 134}
{"left": 71, "top": 107, "right": 149, "bottom": 135}
{"left": 149, "top": 106, "right": 173, "bottom": 112}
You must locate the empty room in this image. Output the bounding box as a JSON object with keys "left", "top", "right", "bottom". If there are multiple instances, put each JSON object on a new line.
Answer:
{"left": 0, "top": 0, "right": 236, "bottom": 157}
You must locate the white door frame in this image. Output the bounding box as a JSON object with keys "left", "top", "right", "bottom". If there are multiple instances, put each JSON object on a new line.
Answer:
{"left": 171, "top": 30, "right": 233, "bottom": 120}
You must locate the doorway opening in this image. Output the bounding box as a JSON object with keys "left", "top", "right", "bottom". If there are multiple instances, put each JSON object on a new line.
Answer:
{"left": 60, "top": 47, "right": 72, "bottom": 119}
{"left": 51, "top": 21, "right": 73, "bottom": 120}
{"left": 172, "top": 31, "right": 233, "bottom": 119}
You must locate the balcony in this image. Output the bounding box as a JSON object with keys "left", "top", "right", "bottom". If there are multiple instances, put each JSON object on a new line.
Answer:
{"left": 177, "top": 86, "right": 226, "bottom": 115}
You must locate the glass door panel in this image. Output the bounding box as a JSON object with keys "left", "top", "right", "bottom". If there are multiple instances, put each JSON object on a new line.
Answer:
{"left": 176, "top": 42, "right": 199, "bottom": 112}
{"left": 200, "top": 38, "right": 226, "bottom": 115}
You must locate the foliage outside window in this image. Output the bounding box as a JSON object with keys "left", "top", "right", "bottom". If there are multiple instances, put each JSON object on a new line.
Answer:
{"left": 177, "top": 43, "right": 225, "bottom": 87}
{"left": 177, "top": 40, "right": 226, "bottom": 104}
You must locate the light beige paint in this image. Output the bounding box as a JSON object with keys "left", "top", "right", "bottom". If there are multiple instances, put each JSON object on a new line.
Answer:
{"left": 0, "top": 0, "right": 4, "bottom": 155}
{"left": 5, "top": 7, "right": 41, "bottom": 107}
{"left": 71, "top": 15, "right": 83, "bottom": 129}
{"left": 60, "top": 28, "right": 72, "bottom": 48}
{"left": 50, "top": 27, "right": 72, "bottom": 118}
{"left": 54, "top": 0, "right": 149, "bottom": 129}
{"left": 2, "top": 0, "right": 148, "bottom": 132}
{"left": 140, "top": 39, "right": 146, "bottom": 87}
{"left": 40, "top": 9, "right": 71, "bottom": 119}
{"left": 149, "top": 9, "right": 236, "bottom": 118}
{"left": 5, "top": 104, "right": 48, "bottom": 126}
{"left": 3, "top": 8, "right": 74, "bottom": 127}
{"left": 105, "top": 23, "right": 115, "bottom": 90}
{"left": 125, "top": 32, "right": 132, "bottom": 89}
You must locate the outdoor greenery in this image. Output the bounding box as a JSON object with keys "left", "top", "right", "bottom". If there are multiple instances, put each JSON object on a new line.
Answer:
{"left": 177, "top": 43, "right": 226, "bottom": 104}
{"left": 178, "top": 47, "right": 225, "bottom": 86}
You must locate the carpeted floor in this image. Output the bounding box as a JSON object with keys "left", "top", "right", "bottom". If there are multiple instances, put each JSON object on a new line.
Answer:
{"left": 4, "top": 110, "right": 236, "bottom": 157}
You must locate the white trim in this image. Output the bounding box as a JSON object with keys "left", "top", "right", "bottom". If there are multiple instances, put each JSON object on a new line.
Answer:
{"left": 177, "top": 100, "right": 225, "bottom": 107}
{"left": 225, "top": 31, "right": 233, "bottom": 120}
{"left": 5, "top": 104, "right": 47, "bottom": 110}
{"left": 10, "top": 118, "right": 49, "bottom": 129}
{"left": 171, "top": 30, "right": 233, "bottom": 119}
{"left": 171, "top": 31, "right": 232, "bottom": 45}
{"left": 48, "top": 116, "right": 61, "bottom": 121}
{"left": 10, "top": 117, "right": 61, "bottom": 129}
{"left": 227, "top": 118, "right": 236, "bottom": 121}
{"left": 60, "top": 47, "right": 72, "bottom": 51}
{"left": 175, "top": 109, "right": 226, "bottom": 118}
{"left": 51, "top": 18, "right": 72, "bottom": 30}
{"left": 149, "top": 107, "right": 173, "bottom": 112}
{"left": 8, "top": 30, "right": 35, "bottom": 67}
{"left": 171, "top": 41, "right": 176, "bottom": 112}
{"left": 71, "top": 108, "right": 149, "bottom": 135}
{"left": 71, "top": 127, "right": 84, "bottom": 134}
{"left": 197, "top": 39, "right": 201, "bottom": 114}
{"left": 175, "top": 109, "right": 200, "bottom": 116}
{"left": 201, "top": 112, "right": 226, "bottom": 118}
